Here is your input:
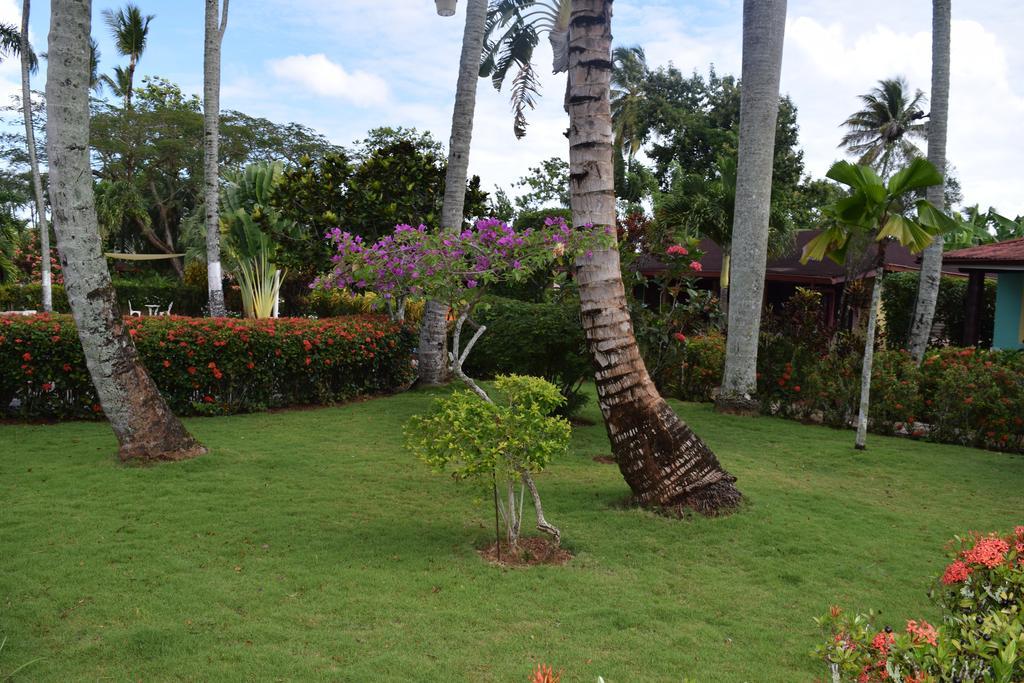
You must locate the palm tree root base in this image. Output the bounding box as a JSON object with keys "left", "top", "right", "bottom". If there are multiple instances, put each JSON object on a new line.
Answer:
{"left": 714, "top": 393, "right": 760, "bottom": 416}
{"left": 626, "top": 479, "right": 744, "bottom": 518}
{"left": 118, "top": 442, "right": 207, "bottom": 464}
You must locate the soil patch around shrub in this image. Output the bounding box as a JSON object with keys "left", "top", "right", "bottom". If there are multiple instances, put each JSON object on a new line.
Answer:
{"left": 477, "top": 536, "right": 573, "bottom": 567}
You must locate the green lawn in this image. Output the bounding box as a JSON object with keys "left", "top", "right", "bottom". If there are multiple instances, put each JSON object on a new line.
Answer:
{"left": 2, "top": 388, "right": 1022, "bottom": 682}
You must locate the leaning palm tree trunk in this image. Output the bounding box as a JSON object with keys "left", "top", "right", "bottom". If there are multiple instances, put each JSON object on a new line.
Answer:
{"left": 569, "top": 0, "right": 741, "bottom": 513}
{"left": 418, "top": 0, "right": 489, "bottom": 386}
{"left": 907, "top": 0, "right": 951, "bottom": 360}
{"left": 203, "top": 0, "right": 228, "bottom": 317}
{"left": 716, "top": 0, "right": 788, "bottom": 415}
{"left": 46, "top": 0, "right": 204, "bottom": 463}
{"left": 855, "top": 244, "right": 888, "bottom": 449}
{"left": 20, "top": 0, "right": 51, "bottom": 312}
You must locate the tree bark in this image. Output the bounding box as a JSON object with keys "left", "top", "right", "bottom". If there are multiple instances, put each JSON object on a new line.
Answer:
{"left": 21, "top": 0, "right": 52, "bottom": 312}
{"left": 46, "top": 0, "right": 204, "bottom": 464}
{"left": 716, "top": 0, "right": 787, "bottom": 415}
{"left": 418, "top": 0, "right": 489, "bottom": 386}
{"left": 907, "top": 0, "right": 951, "bottom": 362}
{"left": 569, "top": 0, "right": 741, "bottom": 514}
{"left": 203, "top": 0, "right": 228, "bottom": 316}
{"left": 854, "top": 244, "right": 887, "bottom": 450}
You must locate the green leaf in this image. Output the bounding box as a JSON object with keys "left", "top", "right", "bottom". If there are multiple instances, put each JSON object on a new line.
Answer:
{"left": 887, "top": 157, "right": 942, "bottom": 197}
{"left": 917, "top": 200, "right": 959, "bottom": 235}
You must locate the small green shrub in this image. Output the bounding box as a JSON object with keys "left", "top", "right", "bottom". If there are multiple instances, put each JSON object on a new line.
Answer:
{"left": 405, "top": 374, "right": 570, "bottom": 549}
{"left": 0, "top": 313, "right": 414, "bottom": 419}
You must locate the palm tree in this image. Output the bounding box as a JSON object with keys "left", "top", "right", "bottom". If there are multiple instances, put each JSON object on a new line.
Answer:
{"left": 203, "top": 0, "right": 229, "bottom": 317}
{"left": 907, "top": 0, "right": 951, "bottom": 362}
{"left": 47, "top": 0, "right": 204, "bottom": 463}
{"left": 801, "top": 159, "right": 954, "bottom": 449}
{"left": 716, "top": 0, "right": 788, "bottom": 415}
{"left": 418, "top": 0, "right": 490, "bottom": 385}
{"left": 568, "top": 0, "right": 741, "bottom": 513}
{"left": 100, "top": 3, "right": 154, "bottom": 109}
{"left": 611, "top": 45, "right": 648, "bottom": 161}
{"left": 17, "top": 2, "right": 52, "bottom": 312}
{"left": 839, "top": 77, "right": 927, "bottom": 178}
{"left": 480, "top": 0, "right": 571, "bottom": 139}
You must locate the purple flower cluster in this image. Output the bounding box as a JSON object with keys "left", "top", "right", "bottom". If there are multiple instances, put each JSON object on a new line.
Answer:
{"left": 313, "top": 216, "right": 606, "bottom": 304}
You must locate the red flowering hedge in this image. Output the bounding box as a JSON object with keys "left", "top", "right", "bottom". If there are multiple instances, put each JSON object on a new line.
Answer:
{"left": 0, "top": 314, "right": 415, "bottom": 419}
{"left": 678, "top": 336, "right": 1024, "bottom": 453}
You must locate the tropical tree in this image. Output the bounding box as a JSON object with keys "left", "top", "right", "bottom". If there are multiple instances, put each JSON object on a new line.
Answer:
{"left": 11, "top": 7, "right": 50, "bottom": 312}
{"left": 839, "top": 77, "right": 927, "bottom": 178}
{"left": 801, "top": 159, "right": 955, "bottom": 449}
{"left": 100, "top": 3, "right": 154, "bottom": 109}
{"left": 716, "top": 0, "right": 788, "bottom": 414}
{"left": 46, "top": 0, "right": 204, "bottom": 462}
{"left": 480, "top": 0, "right": 570, "bottom": 139}
{"left": 611, "top": 45, "right": 649, "bottom": 161}
{"left": 907, "top": 0, "right": 951, "bottom": 362}
{"left": 419, "top": 0, "right": 489, "bottom": 386}
{"left": 203, "top": 0, "right": 229, "bottom": 317}
{"left": 567, "top": 0, "right": 741, "bottom": 512}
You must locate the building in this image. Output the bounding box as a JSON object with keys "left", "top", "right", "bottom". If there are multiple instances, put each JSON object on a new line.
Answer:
{"left": 943, "top": 238, "right": 1024, "bottom": 350}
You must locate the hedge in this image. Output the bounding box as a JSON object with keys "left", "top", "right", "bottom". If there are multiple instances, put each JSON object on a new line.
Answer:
{"left": 1, "top": 313, "right": 415, "bottom": 419}
{"left": 463, "top": 296, "right": 591, "bottom": 416}
{"left": 0, "top": 280, "right": 220, "bottom": 317}
{"left": 678, "top": 334, "right": 1024, "bottom": 453}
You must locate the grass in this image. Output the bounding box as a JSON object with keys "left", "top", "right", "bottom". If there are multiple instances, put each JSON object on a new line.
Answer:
{"left": 1, "top": 387, "right": 1022, "bottom": 682}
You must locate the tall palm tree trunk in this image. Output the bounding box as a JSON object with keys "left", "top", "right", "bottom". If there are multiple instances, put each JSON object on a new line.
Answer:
{"left": 855, "top": 242, "right": 888, "bottom": 449}
{"left": 47, "top": 0, "right": 204, "bottom": 463}
{"left": 716, "top": 0, "right": 787, "bottom": 415}
{"left": 907, "top": 0, "right": 951, "bottom": 361}
{"left": 203, "top": 0, "right": 228, "bottom": 317}
{"left": 418, "top": 0, "right": 489, "bottom": 386}
{"left": 20, "top": 0, "right": 51, "bottom": 312}
{"left": 569, "top": 0, "right": 741, "bottom": 514}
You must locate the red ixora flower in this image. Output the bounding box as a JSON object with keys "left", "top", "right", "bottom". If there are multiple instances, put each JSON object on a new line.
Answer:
{"left": 21, "top": 352, "right": 31, "bottom": 362}
{"left": 905, "top": 620, "right": 937, "bottom": 646}
{"left": 962, "top": 536, "right": 1010, "bottom": 568}
{"left": 666, "top": 244, "right": 688, "bottom": 256}
{"left": 941, "top": 560, "right": 972, "bottom": 585}
{"left": 673, "top": 332, "right": 687, "bottom": 343}
{"left": 689, "top": 260, "right": 703, "bottom": 272}
{"left": 871, "top": 630, "right": 894, "bottom": 654}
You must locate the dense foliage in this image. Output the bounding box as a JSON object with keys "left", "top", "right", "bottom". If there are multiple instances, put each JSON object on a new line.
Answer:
{"left": 0, "top": 314, "right": 414, "bottom": 419}
{"left": 815, "top": 527, "right": 1024, "bottom": 682}
{"left": 463, "top": 296, "right": 590, "bottom": 416}
{"left": 882, "top": 271, "right": 997, "bottom": 348}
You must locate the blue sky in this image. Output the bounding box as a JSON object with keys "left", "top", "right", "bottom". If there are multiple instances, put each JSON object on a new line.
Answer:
{"left": 7, "top": 0, "right": 1024, "bottom": 216}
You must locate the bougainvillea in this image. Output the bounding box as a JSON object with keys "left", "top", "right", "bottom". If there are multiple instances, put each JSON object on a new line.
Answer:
{"left": 1, "top": 313, "right": 414, "bottom": 419}
{"left": 815, "top": 527, "right": 1024, "bottom": 682}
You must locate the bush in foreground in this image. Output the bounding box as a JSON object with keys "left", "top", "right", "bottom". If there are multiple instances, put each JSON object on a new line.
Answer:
{"left": 0, "top": 314, "right": 415, "bottom": 419}
{"left": 814, "top": 526, "right": 1024, "bottom": 682}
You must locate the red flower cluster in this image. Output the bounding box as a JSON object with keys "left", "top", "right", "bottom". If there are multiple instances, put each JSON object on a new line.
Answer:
{"left": 962, "top": 536, "right": 1010, "bottom": 568}
{"left": 941, "top": 560, "right": 972, "bottom": 585}
{"left": 666, "top": 244, "right": 688, "bottom": 256}
{"left": 905, "top": 620, "right": 937, "bottom": 646}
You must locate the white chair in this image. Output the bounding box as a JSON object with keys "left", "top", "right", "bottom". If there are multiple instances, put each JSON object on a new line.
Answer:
{"left": 159, "top": 301, "right": 174, "bottom": 316}
{"left": 128, "top": 300, "right": 142, "bottom": 317}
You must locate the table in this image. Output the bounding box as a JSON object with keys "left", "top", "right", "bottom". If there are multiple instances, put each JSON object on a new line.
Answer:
{"left": 145, "top": 304, "right": 161, "bottom": 316}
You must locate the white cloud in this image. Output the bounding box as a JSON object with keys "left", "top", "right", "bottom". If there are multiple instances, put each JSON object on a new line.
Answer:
{"left": 267, "top": 54, "right": 389, "bottom": 107}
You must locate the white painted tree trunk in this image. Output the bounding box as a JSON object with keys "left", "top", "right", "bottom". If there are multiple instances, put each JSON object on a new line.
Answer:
{"left": 203, "top": 0, "right": 228, "bottom": 317}
{"left": 418, "top": 0, "right": 488, "bottom": 386}
{"left": 569, "top": 0, "right": 740, "bottom": 514}
{"left": 20, "top": 0, "right": 51, "bottom": 313}
{"left": 855, "top": 251, "right": 887, "bottom": 450}
{"left": 907, "top": 0, "right": 950, "bottom": 362}
{"left": 717, "top": 0, "right": 787, "bottom": 414}
{"left": 46, "top": 0, "right": 204, "bottom": 463}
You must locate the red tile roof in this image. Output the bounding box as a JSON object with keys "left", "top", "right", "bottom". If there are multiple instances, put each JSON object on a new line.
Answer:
{"left": 943, "top": 237, "right": 1024, "bottom": 266}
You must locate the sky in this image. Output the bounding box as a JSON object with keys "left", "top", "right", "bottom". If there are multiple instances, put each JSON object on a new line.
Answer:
{"left": 4, "top": 0, "right": 1023, "bottom": 217}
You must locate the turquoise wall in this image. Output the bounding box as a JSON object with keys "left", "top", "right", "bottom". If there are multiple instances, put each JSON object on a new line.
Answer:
{"left": 993, "top": 272, "right": 1024, "bottom": 350}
